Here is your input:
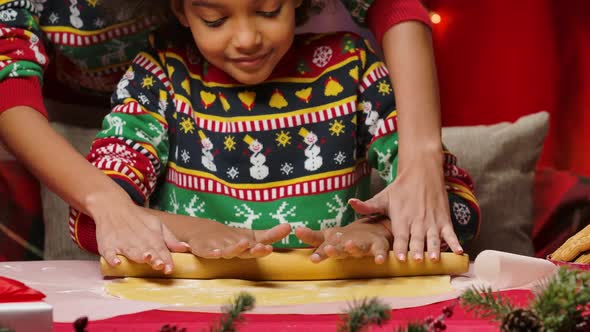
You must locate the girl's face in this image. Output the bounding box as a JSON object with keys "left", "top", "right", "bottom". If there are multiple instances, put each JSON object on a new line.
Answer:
{"left": 172, "top": 0, "right": 301, "bottom": 85}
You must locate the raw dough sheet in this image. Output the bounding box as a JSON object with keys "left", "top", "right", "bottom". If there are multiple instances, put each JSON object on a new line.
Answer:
{"left": 105, "top": 275, "right": 453, "bottom": 307}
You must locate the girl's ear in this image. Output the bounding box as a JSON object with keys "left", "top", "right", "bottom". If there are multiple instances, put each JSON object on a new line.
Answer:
{"left": 170, "top": 0, "right": 189, "bottom": 27}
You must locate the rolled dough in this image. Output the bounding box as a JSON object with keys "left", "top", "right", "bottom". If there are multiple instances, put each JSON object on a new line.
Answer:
{"left": 105, "top": 275, "right": 453, "bottom": 306}
{"left": 101, "top": 250, "right": 469, "bottom": 280}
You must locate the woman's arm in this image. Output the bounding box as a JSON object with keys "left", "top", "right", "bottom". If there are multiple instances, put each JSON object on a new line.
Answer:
{"left": 0, "top": 106, "right": 123, "bottom": 215}
{"left": 0, "top": 106, "right": 187, "bottom": 273}
{"left": 381, "top": 21, "right": 462, "bottom": 261}
{"left": 383, "top": 21, "right": 442, "bottom": 159}
{"left": 347, "top": 0, "right": 463, "bottom": 261}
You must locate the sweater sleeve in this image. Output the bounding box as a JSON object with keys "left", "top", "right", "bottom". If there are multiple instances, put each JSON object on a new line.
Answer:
{"left": 0, "top": 2, "right": 49, "bottom": 116}
{"left": 356, "top": 36, "right": 481, "bottom": 244}
{"left": 353, "top": 37, "right": 399, "bottom": 184}
{"left": 366, "top": 0, "right": 432, "bottom": 46}
{"left": 69, "top": 47, "right": 174, "bottom": 253}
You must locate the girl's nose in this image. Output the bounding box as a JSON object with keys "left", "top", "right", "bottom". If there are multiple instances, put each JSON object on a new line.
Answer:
{"left": 232, "top": 19, "right": 263, "bottom": 54}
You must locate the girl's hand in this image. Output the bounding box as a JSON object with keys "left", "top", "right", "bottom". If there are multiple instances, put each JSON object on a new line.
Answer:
{"left": 348, "top": 154, "right": 462, "bottom": 263}
{"left": 294, "top": 216, "right": 392, "bottom": 264}
{"left": 184, "top": 221, "right": 292, "bottom": 259}
{"left": 90, "top": 194, "right": 190, "bottom": 274}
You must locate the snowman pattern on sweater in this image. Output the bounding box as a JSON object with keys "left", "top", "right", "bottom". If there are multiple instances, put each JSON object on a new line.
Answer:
{"left": 198, "top": 130, "right": 217, "bottom": 172}
{"left": 244, "top": 135, "right": 269, "bottom": 180}
{"left": 299, "top": 127, "right": 323, "bottom": 172}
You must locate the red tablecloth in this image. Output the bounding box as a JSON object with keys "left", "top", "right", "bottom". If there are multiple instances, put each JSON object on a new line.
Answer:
{"left": 53, "top": 289, "right": 532, "bottom": 332}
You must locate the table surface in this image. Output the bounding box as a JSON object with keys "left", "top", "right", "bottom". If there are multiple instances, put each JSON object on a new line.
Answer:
{"left": 0, "top": 260, "right": 534, "bottom": 332}
{"left": 51, "top": 290, "right": 534, "bottom": 332}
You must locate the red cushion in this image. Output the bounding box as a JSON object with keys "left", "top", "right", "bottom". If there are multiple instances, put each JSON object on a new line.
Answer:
{"left": 533, "top": 167, "right": 590, "bottom": 258}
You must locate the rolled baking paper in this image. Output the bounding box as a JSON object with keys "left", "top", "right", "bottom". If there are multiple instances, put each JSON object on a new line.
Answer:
{"left": 473, "top": 250, "right": 557, "bottom": 289}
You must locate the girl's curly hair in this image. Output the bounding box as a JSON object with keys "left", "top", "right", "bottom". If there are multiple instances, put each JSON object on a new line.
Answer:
{"left": 101, "top": 0, "right": 324, "bottom": 26}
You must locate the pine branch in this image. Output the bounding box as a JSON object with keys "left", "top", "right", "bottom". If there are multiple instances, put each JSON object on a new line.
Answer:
{"left": 73, "top": 316, "right": 88, "bottom": 332}
{"left": 210, "top": 292, "right": 256, "bottom": 332}
{"left": 396, "top": 322, "right": 428, "bottom": 332}
{"left": 460, "top": 286, "right": 514, "bottom": 322}
{"left": 531, "top": 267, "right": 590, "bottom": 332}
{"left": 338, "top": 298, "right": 391, "bottom": 332}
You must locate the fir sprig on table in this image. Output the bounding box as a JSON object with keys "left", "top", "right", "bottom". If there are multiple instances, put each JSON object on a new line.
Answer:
{"left": 531, "top": 267, "right": 590, "bottom": 331}
{"left": 397, "top": 322, "right": 428, "bottom": 332}
{"left": 460, "top": 286, "right": 515, "bottom": 322}
{"left": 460, "top": 266, "right": 590, "bottom": 332}
{"left": 337, "top": 298, "right": 391, "bottom": 332}
{"left": 210, "top": 292, "right": 256, "bottom": 332}
{"left": 156, "top": 292, "right": 255, "bottom": 332}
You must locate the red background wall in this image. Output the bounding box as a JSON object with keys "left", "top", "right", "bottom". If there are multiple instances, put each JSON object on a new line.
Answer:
{"left": 426, "top": 0, "right": 590, "bottom": 175}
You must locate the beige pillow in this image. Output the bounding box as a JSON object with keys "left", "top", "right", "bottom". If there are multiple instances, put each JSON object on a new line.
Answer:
{"left": 442, "top": 111, "right": 549, "bottom": 257}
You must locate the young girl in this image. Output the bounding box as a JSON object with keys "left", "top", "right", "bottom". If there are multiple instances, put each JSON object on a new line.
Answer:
{"left": 70, "top": 0, "right": 480, "bottom": 269}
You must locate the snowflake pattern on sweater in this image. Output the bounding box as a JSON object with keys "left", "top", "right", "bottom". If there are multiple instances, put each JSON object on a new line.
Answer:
{"left": 70, "top": 32, "right": 480, "bottom": 252}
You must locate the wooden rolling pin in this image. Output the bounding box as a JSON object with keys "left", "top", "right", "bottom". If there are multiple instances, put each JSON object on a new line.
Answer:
{"left": 101, "top": 250, "right": 469, "bottom": 281}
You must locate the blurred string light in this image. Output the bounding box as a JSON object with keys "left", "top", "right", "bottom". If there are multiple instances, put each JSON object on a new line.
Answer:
{"left": 430, "top": 11, "right": 442, "bottom": 24}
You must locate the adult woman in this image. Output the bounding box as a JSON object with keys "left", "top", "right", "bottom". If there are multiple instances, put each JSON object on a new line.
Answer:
{"left": 0, "top": 0, "right": 450, "bottom": 270}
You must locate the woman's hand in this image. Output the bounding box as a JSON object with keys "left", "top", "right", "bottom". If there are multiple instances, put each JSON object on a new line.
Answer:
{"left": 348, "top": 153, "right": 462, "bottom": 262}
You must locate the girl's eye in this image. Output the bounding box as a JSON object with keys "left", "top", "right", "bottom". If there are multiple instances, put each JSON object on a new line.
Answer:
{"left": 257, "top": 5, "right": 282, "bottom": 18}
{"left": 201, "top": 17, "right": 226, "bottom": 27}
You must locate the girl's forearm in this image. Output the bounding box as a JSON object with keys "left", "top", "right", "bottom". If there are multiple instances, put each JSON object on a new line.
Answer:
{"left": 381, "top": 21, "right": 443, "bottom": 165}
{"left": 145, "top": 208, "right": 223, "bottom": 243}
{"left": 0, "top": 106, "right": 128, "bottom": 216}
